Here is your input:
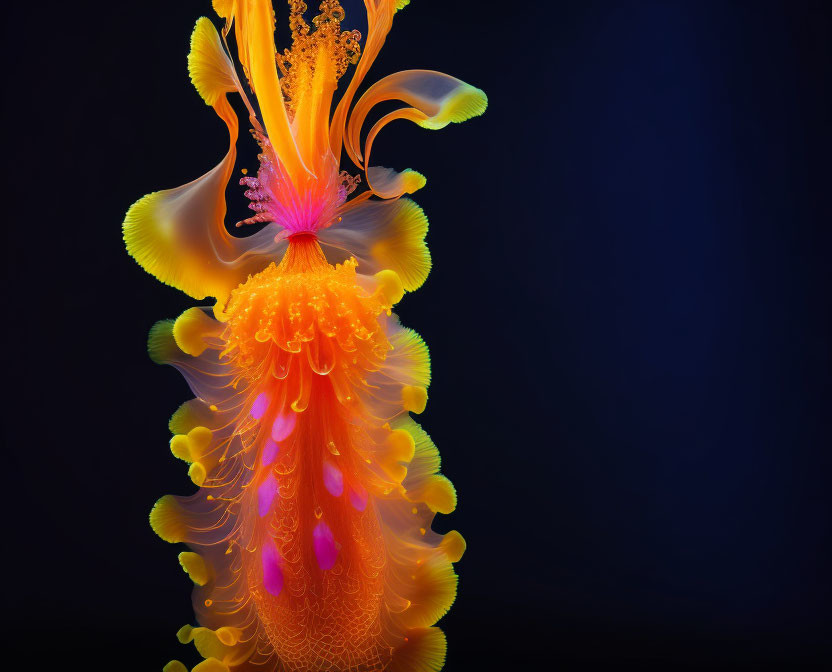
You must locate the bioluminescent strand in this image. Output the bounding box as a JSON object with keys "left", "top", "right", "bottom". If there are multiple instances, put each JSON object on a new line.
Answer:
{"left": 123, "top": 2, "right": 486, "bottom": 670}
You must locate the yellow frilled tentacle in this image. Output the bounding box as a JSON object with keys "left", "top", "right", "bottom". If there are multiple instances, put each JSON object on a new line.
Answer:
{"left": 123, "top": 18, "right": 283, "bottom": 314}
{"left": 344, "top": 69, "right": 487, "bottom": 198}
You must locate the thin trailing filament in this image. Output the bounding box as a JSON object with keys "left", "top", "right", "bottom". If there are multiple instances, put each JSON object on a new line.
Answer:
{"left": 123, "top": 2, "right": 485, "bottom": 671}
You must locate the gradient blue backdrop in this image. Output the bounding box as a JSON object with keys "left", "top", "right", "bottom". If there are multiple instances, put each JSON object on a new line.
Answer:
{"left": 4, "top": 1, "right": 830, "bottom": 669}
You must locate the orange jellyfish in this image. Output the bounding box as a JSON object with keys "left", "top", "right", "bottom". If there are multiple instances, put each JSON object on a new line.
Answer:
{"left": 123, "top": 2, "right": 486, "bottom": 671}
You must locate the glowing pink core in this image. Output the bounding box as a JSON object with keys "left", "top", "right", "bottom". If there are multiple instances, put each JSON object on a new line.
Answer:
{"left": 313, "top": 521, "right": 338, "bottom": 571}
{"left": 250, "top": 392, "right": 270, "bottom": 420}
{"left": 261, "top": 537, "right": 283, "bottom": 596}
{"left": 349, "top": 484, "right": 368, "bottom": 512}
{"left": 272, "top": 412, "right": 296, "bottom": 442}
{"left": 262, "top": 438, "right": 280, "bottom": 467}
{"left": 322, "top": 461, "right": 344, "bottom": 497}
{"left": 258, "top": 473, "right": 278, "bottom": 517}
{"left": 237, "top": 138, "right": 358, "bottom": 235}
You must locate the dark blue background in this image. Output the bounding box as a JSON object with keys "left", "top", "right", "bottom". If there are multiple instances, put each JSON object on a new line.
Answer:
{"left": 4, "top": 1, "right": 830, "bottom": 669}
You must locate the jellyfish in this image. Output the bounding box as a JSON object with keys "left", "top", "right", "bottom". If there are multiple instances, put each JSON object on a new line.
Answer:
{"left": 123, "top": 2, "right": 486, "bottom": 670}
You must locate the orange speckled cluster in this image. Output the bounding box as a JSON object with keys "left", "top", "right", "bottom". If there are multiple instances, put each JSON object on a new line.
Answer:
{"left": 223, "top": 235, "right": 392, "bottom": 403}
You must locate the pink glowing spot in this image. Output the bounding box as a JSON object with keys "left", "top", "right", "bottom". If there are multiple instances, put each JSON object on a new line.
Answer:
{"left": 258, "top": 473, "right": 278, "bottom": 518}
{"left": 250, "top": 392, "right": 270, "bottom": 420}
{"left": 313, "top": 521, "right": 338, "bottom": 571}
{"left": 322, "top": 461, "right": 344, "bottom": 497}
{"left": 349, "top": 484, "right": 368, "bottom": 512}
{"left": 271, "top": 411, "right": 296, "bottom": 442}
{"left": 261, "top": 537, "right": 283, "bottom": 596}
{"left": 262, "top": 438, "right": 280, "bottom": 467}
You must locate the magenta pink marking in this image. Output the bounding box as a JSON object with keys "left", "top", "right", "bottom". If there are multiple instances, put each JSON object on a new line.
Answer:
{"left": 322, "top": 461, "right": 344, "bottom": 497}
{"left": 258, "top": 473, "right": 278, "bottom": 517}
{"left": 238, "top": 136, "right": 349, "bottom": 234}
{"left": 313, "top": 521, "right": 338, "bottom": 571}
{"left": 271, "top": 412, "right": 296, "bottom": 442}
{"left": 250, "top": 392, "right": 270, "bottom": 420}
{"left": 262, "top": 438, "right": 280, "bottom": 467}
{"left": 261, "top": 537, "right": 283, "bottom": 596}
{"left": 349, "top": 484, "right": 368, "bottom": 512}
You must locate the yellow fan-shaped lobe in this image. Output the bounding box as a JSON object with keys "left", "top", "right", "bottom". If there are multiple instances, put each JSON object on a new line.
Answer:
{"left": 188, "top": 426, "right": 213, "bottom": 453}
{"left": 178, "top": 551, "right": 210, "bottom": 586}
{"left": 178, "top": 625, "right": 250, "bottom": 668}
{"left": 169, "top": 399, "right": 214, "bottom": 435}
{"left": 170, "top": 434, "right": 192, "bottom": 462}
{"left": 148, "top": 320, "right": 178, "bottom": 364}
{"left": 387, "top": 429, "right": 417, "bottom": 462}
{"left": 150, "top": 495, "right": 187, "bottom": 543}
{"left": 440, "top": 530, "right": 467, "bottom": 563}
{"left": 170, "top": 426, "right": 214, "bottom": 463}
{"left": 123, "top": 91, "right": 270, "bottom": 309}
{"left": 390, "top": 628, "right": 447, "bottom": 672}
{"left": 406, "top": 474, "right": 457, "bottom": 514}
{"left": 215, "top": 627, "right": 243, "bottom": 647}
{"left": 417, "top": 84, "right": 488, "bottom": 130}
{"left": 188, "top": 461, "right": 207, "bottom": 487}
{"left": 376, "top": 429, "right": 416, "bottom": 483}
{"left": 124, "top": 191, "right": 219, "bottom": 303}
{"left": 319, "top": 198, "right": 432, "bottom": 292}
{"left": 163, "top": 661, "right": 188, "bottom": 672}
{"left": 394, "top": 416, "right": 441, "bottom": 479}
{"left": 388, "top": 326, "right": 430, "bottom": 387}
{"left": 188, "top": 17, "right": 238, "bottom": 106}
{"left": 193, "top": 659, "right": 229, "bottom": 672}
{"left": 402, "top": 385, "right": 428, "bottom": 414}
{"left": 173, "top": 307, "right": 222, "bottom": 357}
{"left": 375, "top": 269, "right": 405, "bottom": 305}
{"left": 399, "top": 555, "right": 458, "bottom": 629}
{"left": 369, "top": 199, "right": 431, "bottom": 291}
{"left": 176, "top": 624, "right": 195, "bottom": 644}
